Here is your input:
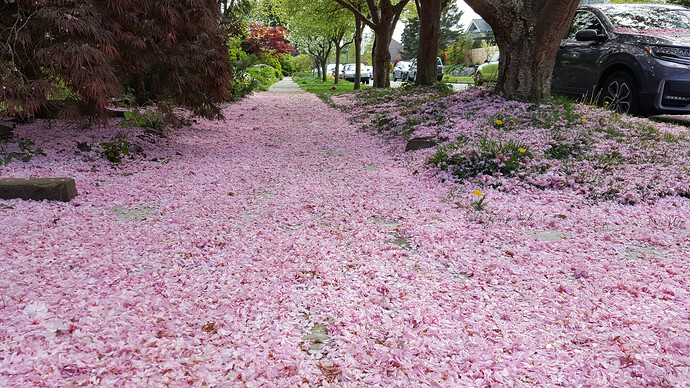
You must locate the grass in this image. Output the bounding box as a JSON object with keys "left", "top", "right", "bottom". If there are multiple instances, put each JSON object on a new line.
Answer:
{"left": 293, "top": 76, "right": 371, "bottom": 100}
{"left": 442, "top": 75, "right": 474, "bottom": 83}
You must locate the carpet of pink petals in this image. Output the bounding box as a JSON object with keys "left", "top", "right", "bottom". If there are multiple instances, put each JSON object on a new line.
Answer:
{"left": 1, "top": 80, "right": 689, "bottom": 386}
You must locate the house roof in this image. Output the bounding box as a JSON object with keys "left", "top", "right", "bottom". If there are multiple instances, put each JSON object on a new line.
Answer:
{"left": 466, "top": 19, "right": 492, "bottom": 34}
{"left": 389, "top": 39, "right": 403, "bottom": 62}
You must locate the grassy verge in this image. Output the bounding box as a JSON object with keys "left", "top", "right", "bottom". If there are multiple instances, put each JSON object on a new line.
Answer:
{"left": 442, "top": 75, "right": 474, "bottom": 83}
{"left": 293, "top": 76, "right": 371, "bottom": 100}
{"left": 331, "top": 85, "right": 690, "bottom": 205}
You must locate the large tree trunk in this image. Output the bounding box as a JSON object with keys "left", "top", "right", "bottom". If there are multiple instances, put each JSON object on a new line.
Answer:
{"left": 354, "top": 17, "right": 363, "bottom": 90}
{"left": 464, "top": 0, "right": 580, "bottom": 101}
{"left": 371, "top": 25, "right": 393, "bottom": 88}
{"left": 416, "top": 0, "right": 444, "bottom": 86}
{"left": 334, "top": 45, "right": 342, "bottom": 84}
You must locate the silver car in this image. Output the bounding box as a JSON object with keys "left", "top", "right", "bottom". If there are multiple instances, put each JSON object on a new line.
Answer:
{"left": 341, "top": 63, "right": 371, "bottom": 84}
{"left": 393, "top": 61, "right": 412, "bottom": 81}
{"left": 407, "top": 58, "right": 444, "bottom": 82}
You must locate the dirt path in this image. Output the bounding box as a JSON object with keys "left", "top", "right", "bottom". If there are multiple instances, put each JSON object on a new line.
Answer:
{"left": 1, "top": 79, "right": 688, "bottom": 386}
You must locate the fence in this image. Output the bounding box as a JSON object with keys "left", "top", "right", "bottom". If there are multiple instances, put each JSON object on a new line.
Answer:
{"left": 467, "top": 46, "right": 498, "bottom": 65}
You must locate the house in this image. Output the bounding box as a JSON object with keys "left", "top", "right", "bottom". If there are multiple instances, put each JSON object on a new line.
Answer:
{"left": 389, "top": 39, "right": 404, "bottom": 63}
{"left": 465, "top": 19, "right": 492, "bottom": 41}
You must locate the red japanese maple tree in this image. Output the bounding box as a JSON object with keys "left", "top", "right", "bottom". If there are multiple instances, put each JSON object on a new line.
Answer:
{"left": 244, "top": 25, "right": 296, "bottom": 57}
{"left": 0, "top": 0, "right": 233, "bottom": 119}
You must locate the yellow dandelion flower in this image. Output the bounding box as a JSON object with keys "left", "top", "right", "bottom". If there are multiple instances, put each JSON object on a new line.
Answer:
{"left": 472, "top": 190, "right": 483, "bottom": 196}
{"left": 518, "top": 148, "right": 526, "bottom": 153}
{"left": 604, "top": 101, "right": 610, "bottom": 105}
{"left": 582, "top": 119, "right": 588, "bottom": 123}
{"left": 501, "top": 108, "right": 506, "bottom": 111}
{"left": 496, "top": 120, "right": 503, "bottom": 125}
{"left": 510, "top": 120, "right": 516, "bottom": 125}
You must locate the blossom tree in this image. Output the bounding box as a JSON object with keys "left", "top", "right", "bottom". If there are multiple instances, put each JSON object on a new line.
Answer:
{"left": 332, "top": 0, "right": 410, "bottom": 88}
{"left": 280, "top": 0, "right": 355, "bottom": 85}
{"left": 464, "top": 0, "right": 581, "bottom": 101}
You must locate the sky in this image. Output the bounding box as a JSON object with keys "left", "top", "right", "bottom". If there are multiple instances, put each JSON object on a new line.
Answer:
{"left": 392, "top": 0, "right": 480, "bottom": 42}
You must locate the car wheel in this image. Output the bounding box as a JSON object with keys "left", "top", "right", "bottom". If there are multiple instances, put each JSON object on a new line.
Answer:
{"left": 600, "top": 71, "right": 639, "bottom": 115}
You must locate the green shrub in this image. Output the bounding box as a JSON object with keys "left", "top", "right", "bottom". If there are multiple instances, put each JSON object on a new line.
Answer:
{"left": 257, "top": 54, "right": 282, "bottom": 72}
{"left": 291, "top": 54, "right": 313, "bottom": 73}
{"left": 429, "top": 137, "right": 532, "bottom": 180}
{"left": 279, "top": 55, "right": 294, "bottom": 76}
{"left": 99, "top": 134, "right": 129, "bottom": 164}
{"left": 0, "top": 138, "right": 45, "bottom": 165}
{"left": 120, "top": 108, "right": 163, "bottom": 130}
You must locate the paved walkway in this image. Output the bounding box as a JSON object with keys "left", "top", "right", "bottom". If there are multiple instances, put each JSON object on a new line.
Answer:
{"left": 268, "top": 77, "right": 303, "bottom": 93}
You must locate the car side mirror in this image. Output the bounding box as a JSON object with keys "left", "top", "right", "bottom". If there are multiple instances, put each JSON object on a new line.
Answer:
{"left": 575, "top": 29, "right": 606, "bottom": 42}
{"left": 484, "top": 59, "right": 489, "bottom": 63}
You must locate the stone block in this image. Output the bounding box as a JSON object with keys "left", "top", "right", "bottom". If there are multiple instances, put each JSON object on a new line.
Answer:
{"left": 405, "top": 137, "right": 437, "bottom": 152}
{"left": 0, "top": 178, "right": 78, "bottom": 202}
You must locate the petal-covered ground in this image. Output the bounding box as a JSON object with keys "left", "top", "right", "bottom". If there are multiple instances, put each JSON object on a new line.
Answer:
{"left": 1, "top": 78, "right": 689, "bottom": 386}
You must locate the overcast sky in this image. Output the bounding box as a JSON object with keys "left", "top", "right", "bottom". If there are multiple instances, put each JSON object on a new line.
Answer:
{"left": 392, "top": 0, "right": 480, "bottom": 42}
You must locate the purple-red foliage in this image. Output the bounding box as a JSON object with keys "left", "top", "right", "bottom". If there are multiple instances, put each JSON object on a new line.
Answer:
{"left": 0, "top": 0, "right": 233, "bottom": 119}
{"left": 244, "top": 24, "right": 296, "bottom": 57}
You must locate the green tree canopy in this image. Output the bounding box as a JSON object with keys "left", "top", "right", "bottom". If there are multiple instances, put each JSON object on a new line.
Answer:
{"left": 401, "top": 2, "right": 463, "bottom": 60}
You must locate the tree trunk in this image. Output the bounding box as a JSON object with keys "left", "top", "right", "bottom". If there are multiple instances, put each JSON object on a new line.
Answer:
{"left": 321, "top": 61, "right": 328, "bottom": 82}
{"left": 416, "top": 0, "right": 444, "bottom": 86}
{"left": 354, "top": 17, "right": 363, "bottom": 90}
{"left": 464, "top": 0, "right": 580, "bottom": 101}
{"left": 334, "top": 45, "right": 342, "bottom": 84}
{"left": 371, "top": 23, "right": 393, "bottom": 88}
{"left": 132, "top": 72, "right": 148, "bottom": 106}
{"left": 333, "top": 0, "right": 409, "bottom": 89}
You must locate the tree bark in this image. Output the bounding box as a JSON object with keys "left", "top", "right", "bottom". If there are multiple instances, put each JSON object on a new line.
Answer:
{"left": 370, "top": 0, "right": 396, "bottom": 88}
{"left": 463, "top": 0, "right": 580, "bottom": 101}
{"left": 334, "top": 45, "right": 342, "bottom": 84}
{"left": 415, "top": 0, "right": 445, "bottom": 86}
{"left": 354, "top": 16, "right": 363, "bottom": 90}
{"left": 333, "top": 0, "right": 409, "bottom": 88}
{"left": 332, "top": 28, "right": 353, "bottom": 85}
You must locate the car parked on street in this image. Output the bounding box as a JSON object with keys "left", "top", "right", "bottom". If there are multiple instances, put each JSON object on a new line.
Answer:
{"left": 553, "top": 3, "right": 690, "bottom": 115}
{"left": 341, "top": 63, "right": 371, "bottom": 84}
{"left": 407, "top": 57, "right": 444, "bottom": 82}
{"left": 474, "top": 51, "right": 499, "bottom": 86}
{"left": 393, "top": 61, "right": 412, "bottom": 81}
{"left": 327, "top": 63, "right": 343, "bottom": 78}
{"left": 473, "top": 4, "right": 690, "bottom": 116}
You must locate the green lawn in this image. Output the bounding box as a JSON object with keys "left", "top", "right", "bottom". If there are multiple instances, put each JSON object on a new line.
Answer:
{"left": 293, "top": 76, "right": 371, "bottom": 99}
{"left": 442, "top": 75, "right": 474, "bottom": 83}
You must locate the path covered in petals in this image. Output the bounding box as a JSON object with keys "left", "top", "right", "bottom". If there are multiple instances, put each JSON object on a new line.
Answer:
{"left": 1, "top": 78, "right": 689, "bottom": 386}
